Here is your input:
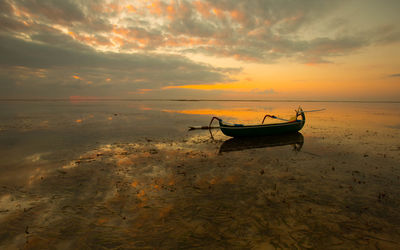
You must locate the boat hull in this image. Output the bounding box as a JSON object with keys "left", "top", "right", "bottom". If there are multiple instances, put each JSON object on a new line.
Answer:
{"left": 218, "top": 110, "right": 305, "bottom": 137}
{"left": 219, "top": 120, "right": 305, "bottom": 137}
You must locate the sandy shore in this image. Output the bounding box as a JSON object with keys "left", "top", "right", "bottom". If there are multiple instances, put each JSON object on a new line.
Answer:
{"left": 1, "top": 128, "right": 400, "bottom": 249}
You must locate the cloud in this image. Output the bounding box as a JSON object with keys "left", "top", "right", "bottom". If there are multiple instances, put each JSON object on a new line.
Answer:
{"left": 0, "top": 0, "right": 399, "bottom": 98}
{"left": 12, "top": 0, "right": 85, "bottom": 24}
{"left": 2, "top": 0, "right": 399, "bottom": 65}
{"left": 388, "top": 74, "right": 400, "bottom": 78}
{"left": 0, "top": 34, "right": 240, "bottom": 98}
{"left": 127, "top": 86, "right": 276, "bottom": 100}
{"left": 255, "top": 88, "right": 275, "bottom": 95}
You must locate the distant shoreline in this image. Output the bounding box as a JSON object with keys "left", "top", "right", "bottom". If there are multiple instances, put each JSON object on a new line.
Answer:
{"left": 0, "top": 98, "right": 399, "bottom": 103}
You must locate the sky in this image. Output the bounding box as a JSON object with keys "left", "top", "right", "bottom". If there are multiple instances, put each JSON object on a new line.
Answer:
{"left": 0, "top": 0, "right": 399, "bottom": 100}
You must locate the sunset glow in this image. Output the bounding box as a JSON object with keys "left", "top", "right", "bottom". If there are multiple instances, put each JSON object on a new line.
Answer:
{"left": 1, "top": 3, "right": 399, "bottom": 245}
{"left": 163, "top": 108, "right": 273, "bottom": 122}
{"left": 0, "top": 0, "right": 399, "bottom": 100}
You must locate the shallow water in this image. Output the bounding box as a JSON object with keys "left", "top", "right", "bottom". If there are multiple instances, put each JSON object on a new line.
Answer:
{"left": 0, "top": 100, "right": 400, "bottom": 249}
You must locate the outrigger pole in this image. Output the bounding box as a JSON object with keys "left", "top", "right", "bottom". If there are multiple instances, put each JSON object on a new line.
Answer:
{"left": 188, "top": 108, "right": 326, "bottom": 130}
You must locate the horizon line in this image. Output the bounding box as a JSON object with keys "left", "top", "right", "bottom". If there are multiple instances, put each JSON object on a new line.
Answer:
{"left": 0, "top": 98, "right": 399, "bottom": 103}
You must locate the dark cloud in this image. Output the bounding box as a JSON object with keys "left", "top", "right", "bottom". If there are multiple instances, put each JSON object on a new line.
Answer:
{"left": 0, "top": 34, "right": 239, "bottom": 98}
{"left": 371, "top": 25, "right": 400, "bottom": 45}
{"left": 169, "top": 18, "right": 217, "bottom": 38}
{"left": 14, "top": 0, "right": 85, "bottom": 24}
{"left": 388, "top": 74, "right": 400, "bottom": 78}
{"left": 0, "top": 1, "right": 14, "bottom": 15}
{"left": 0, "top": 35, "right": 232, "bottom": 77}
{"left": 298, "top": 36, "right": 368, "bottom": 64}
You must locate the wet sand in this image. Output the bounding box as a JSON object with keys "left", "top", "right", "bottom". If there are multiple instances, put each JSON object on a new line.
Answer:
{"left": 1, "top": 101, "right": 400, "bottom": 249}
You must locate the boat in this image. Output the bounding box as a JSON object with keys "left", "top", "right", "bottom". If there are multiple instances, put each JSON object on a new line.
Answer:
{"left": 209, "top": 107, "right": 305, "bottom": 137}
{"left": 219, "top": 132, "right": 304, "bottom": 153}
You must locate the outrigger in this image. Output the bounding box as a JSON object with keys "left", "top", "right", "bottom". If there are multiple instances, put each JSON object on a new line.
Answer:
{"left": 209, "top": 107, "right": 306, "bottom": 137}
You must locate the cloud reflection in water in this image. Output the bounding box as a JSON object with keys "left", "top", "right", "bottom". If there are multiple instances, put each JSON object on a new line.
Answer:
{"left": 1, "top": 133, "right": 400, "bottom": 248}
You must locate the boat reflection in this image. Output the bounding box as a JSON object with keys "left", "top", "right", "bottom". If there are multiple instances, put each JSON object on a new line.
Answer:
{"left": 219, "top": 132, "right": 304, "bottom": 153}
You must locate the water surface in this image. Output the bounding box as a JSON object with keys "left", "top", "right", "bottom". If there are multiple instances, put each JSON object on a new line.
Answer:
{"left": 0, "top": 100, "right": 400, "bottom": 248}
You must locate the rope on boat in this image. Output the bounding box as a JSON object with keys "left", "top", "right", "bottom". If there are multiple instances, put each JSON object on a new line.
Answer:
{"left": 261, "top": 114, "right": 290, "bottom": 124}
{"left": 209, "top": 117, "right": 221, "bottom": 128}
{"left": 261, "top": 108, "right": 325, "bottom": 124}
{"left": 208, "top": 117, "right": 222, "bottom": 139}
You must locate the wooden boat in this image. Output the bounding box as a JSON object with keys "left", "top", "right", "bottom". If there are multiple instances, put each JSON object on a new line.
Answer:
{"left": 219, "top": 132, "right": 304, "bottom": 153}
{"left": 209, "top": 107, "right": 305, "bottom": 137}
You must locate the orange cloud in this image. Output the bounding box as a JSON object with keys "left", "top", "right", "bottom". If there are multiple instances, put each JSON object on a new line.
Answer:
{"left": 111, "top": 36, "right": 125, "bottom": 46}
{"left": 137, "top": 38, "right": 150, "bottom": 47}
{"left": 126, "top": 5, "right": 137, "bottom": 13}
{"left": 112, "top": 26, "right": 130, "bottom": 36}
{"left": 103, "top": 3, "right": 123, "bottom": 13}
{"left": 233, "top": 54, "right": 260, "bottom": 62}
{"left": 147, "top": 1, "right": 163, "bottom": 15}
{"left": 193, "top": 1, "right": 211, "bottom": 18}
{"left": 282, "top": 12, "right": 304, "bottom": 23}
{"left": 68, "top": 31, "right": 112, "bottom": 47}
{"left": 230, "top": 10, "right": 245, "bottom": 22}
{"left": 212, "top": 8, "right": 224, "bottom": 18}
{"left": 166, "top": 4, "right": 175, "bottom": 15}
{"left": 9, "top": 2, "right": 23, "bottom": 17}
{"left": 193, "top": 2, "right": 227, "bottom": 19}
{"left": 164, "top": 36, "right": 208, "bottom": 47}
{"left": 112, "top": 26, "right": 155, "bottom": 48}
